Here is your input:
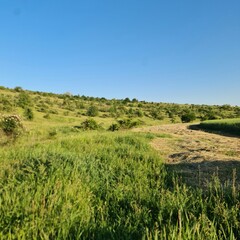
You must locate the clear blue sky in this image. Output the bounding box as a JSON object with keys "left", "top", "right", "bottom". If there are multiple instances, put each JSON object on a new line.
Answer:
{"left": 0, "top": 0, "right": 240, "bottom": 105}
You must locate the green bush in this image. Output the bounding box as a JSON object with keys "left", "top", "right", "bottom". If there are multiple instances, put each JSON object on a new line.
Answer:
{"left": 79, "top": 118, "right": 101, "bottom": 130}
{"left": 17, "top": 92, "right": 32, "bottom": 108}
{"left": 108, "top": 123, "right": 120, "bottom": 131}
{"left": 87, "top": 105, "right": 99, "bottom": 117}
{"left": 181, "top": 111, "right": 196, "bottom": 123}
{"left": 43, "top": 113, "right": 51, "bottom": 119}
{"left": 0, "top": 96, "right": 13, "bottom": 112}
{"left": 117, "top": 118, "right": 143, "bottom": 129}
{"left": 150, "top": 109, "right": 165, "bottom": 120}
{"left": 0, "top": 115, "right": 24, "bottom": 138}
{"left": 24, "top": 108, "right": 34, "bottom": 120}
{"left": 48, "top": 129, "right": 57, "bottom": 138}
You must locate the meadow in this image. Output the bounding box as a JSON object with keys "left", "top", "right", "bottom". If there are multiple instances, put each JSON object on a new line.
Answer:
{"left": 1, "top": 130, "right": 240, "bottom": 239}
{"left": 1, "top": 86, "right": 240, "bottom": 239}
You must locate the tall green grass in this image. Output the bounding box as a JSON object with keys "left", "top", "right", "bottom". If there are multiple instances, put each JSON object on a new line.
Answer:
{"left": 0, "top": 132, "right": 240, "bottom": 239}
{"left": 199, "top": 118, "right": 240, "bottom": 136}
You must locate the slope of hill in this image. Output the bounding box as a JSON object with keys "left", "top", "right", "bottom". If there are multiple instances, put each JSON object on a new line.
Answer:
{"left": 0, "top": 85, "right": 239, "bottom": 132}
{"left": 1, "top": 85, "right": 240, "bottom": 239}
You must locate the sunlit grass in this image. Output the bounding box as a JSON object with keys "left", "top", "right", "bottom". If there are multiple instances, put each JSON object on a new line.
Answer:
{"left": 0, "top": 130, "right": 240, "bottom": 239}
{"left": 199, "top": 118, "right": 240, "bottom": 136}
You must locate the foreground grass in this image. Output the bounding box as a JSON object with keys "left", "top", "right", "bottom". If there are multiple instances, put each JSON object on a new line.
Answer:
{"left": 198, "top": 118, "right": 240, "bottom": 136}
{"left": 0, "top": 131, "right": 240, "bottom": 239}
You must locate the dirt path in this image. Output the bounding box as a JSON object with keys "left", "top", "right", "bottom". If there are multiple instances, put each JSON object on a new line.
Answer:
{"left": 134, "top": 124, "right": 240, "bottom": 187}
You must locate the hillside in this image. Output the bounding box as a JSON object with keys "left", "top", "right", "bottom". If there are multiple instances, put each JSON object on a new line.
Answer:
{"left": 1, "top": 86, "right": 240, "bottom": 239}
{"left": 0, "top": 86, "right": 239, "bottom": 132}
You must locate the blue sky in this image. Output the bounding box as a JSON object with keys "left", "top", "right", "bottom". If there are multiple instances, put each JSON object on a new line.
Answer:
{"left": 0, "top": 0, "right": 240, "bottom": 105}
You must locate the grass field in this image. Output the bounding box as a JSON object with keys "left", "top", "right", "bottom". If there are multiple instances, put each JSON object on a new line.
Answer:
{"left": 199, "top": 118, "right": 240, "bottom": 136}
{"left": 1, "top": 129, "right": 240, "bottom": 239}
{"left": 1, "top": 87, "right": 240, "bottom": 239}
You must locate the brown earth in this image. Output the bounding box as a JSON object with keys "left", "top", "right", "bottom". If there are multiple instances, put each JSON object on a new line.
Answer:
{"left": 134, "top": 123, "right": 240, "bottom": 188}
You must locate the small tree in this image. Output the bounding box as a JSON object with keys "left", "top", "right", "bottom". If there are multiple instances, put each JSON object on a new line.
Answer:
{"left": 14, "top": 86, "right": 23, "bottom": 92}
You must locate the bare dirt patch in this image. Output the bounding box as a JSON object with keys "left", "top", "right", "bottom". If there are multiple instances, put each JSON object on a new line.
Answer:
{"left": 134, "top": 124, "right": 240, "bottom": 187}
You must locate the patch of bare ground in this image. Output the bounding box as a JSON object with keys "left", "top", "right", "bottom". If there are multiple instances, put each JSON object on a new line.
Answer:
{"left": 134, "top": 123, "right": 240, "bottom": 188}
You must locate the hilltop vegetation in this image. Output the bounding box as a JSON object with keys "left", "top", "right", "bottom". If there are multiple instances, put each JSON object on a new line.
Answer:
{"left": 0, "top": 86, "right": 239, "bottom": 132}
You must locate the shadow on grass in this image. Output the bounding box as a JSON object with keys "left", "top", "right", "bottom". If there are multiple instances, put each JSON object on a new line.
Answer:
{"left": 188, "top": 124, "right": 240, "bottom": 138}
{"left": 165, "top": 160, "right": 240, "bottom": 189}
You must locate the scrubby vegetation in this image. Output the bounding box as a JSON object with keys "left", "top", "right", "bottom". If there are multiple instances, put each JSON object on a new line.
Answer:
{"left": 0, "top": 115, "right": 24, "bottom": 140}
{"left": 198, "top": 118, "right": 240, "bottom": 136}
{"left": 0, "top": 85, "right": 240, "bottom": 239}
{"left": 0, "top": 85, "right": 239, "bottom": 130}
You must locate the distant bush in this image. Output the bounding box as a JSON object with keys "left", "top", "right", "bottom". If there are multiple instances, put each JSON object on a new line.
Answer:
{"left": 0, "top": 96, "right": 13, "bottom": 112}
{"left": 0, "top": 86, "right": 7, "bottom": 90}
{"left": 0, "top": 115, "right": 24, "bottom": 139}
{"left": 49, "top": 109, "right": 58, "bottom": 115}
{"left": 117, "top": 118, "right": 143, "bottom": 129}
{"left": 48, "top": 129, "right": 57, "bottom": 138}
{"left": 77, "top": 118, "right": 101, "bottom": 130}
{"left": 87, "top": 105, "right": 99, "bottom": 117}
{"left": 108, "top": 123, "right": 120, "bottom": 132}
{"left": 64, "top": 111, "right": 69, "bottom": 116}
{"left": 122, "top": 97, "right": 131, "bottom": 104}
{"left": 14, "top": 86, "right": 23, "bottom": 92}
{"left": 24, "top": 108, "right": 34, "bottom": 120}
{"left": 43, "top": 113, "right": 51, "bottom": 119}
{"left": 150, "top": 109, "right": 165, "bottom": 120}
{"left": 181, "top": 111, "right": 196, "bottom": 123}
{"left": 17, "top": 92, "right": 32, "bottom": 108}
{"left": 135, "top": 109, "right": 144, "bottom": 117}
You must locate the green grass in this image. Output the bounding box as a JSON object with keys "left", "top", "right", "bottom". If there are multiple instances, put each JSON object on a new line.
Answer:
{"left": 199, "top": 118, "right": 240, "bottom": 136}
{"left": 1, "top": 131, "right": 240, "bottom": 239}
{"left": 1, "top": 86, "right": 240, "bottom": 239}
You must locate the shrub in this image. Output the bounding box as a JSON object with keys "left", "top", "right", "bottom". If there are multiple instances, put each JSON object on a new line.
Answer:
{"left": 181, "top": 111, "right": 196, "bottom": 123}
{"left": 0, "top": 115, "right": 24, "bottom": 138}
{"left": 79, "top": 118, "right": 101, "bottom": 130}
{"left": 122, "top": 97, "right": 131, "bottom": 104}
{"left": 17, "top": 92, "right": 32, "bottom": 108}
{"left": 43, "top": 113, "right": 51, "bottom": 119}
{"left": 150, "top": 109, "right": 165, "bottom": 120}
{"left": 48, "top": 129, "right": 57, "bottom": 138}
{"left": 117, "top": 118, "right": 143, "bottom": 129}
{"left": 0, "top": 96, "right": 13, "bottom": 112}
{"left": 135, "top": 109, "right": 143, "bottom": 117}
{"left": 87, "top": 105, "right": 99, "bottom": 117}
{"left": 108, "top": 123, "right": 120, "bottom": 131}
{"left": 14, "top": 86, "right": 23, "bottom": 92}
{"left": 24, "top": 108, "right": 34, "bottom": 120}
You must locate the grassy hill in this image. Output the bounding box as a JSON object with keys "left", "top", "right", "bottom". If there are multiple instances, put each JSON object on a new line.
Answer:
{"left": 0, "top": 85, "right": 239, "bottom": 132}
{"left": 1, "top": 86, "right": 240, "bottom": 239}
